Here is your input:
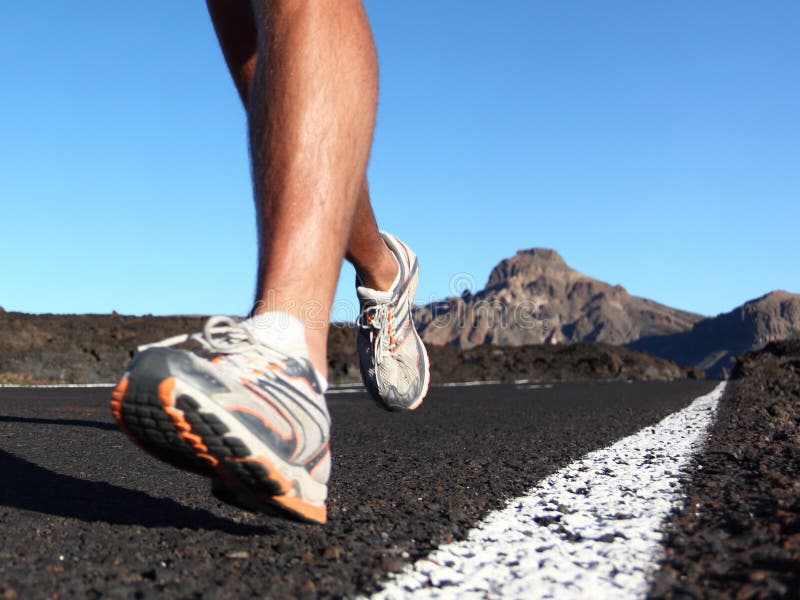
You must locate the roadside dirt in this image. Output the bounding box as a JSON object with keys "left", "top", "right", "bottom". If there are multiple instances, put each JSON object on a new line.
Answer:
{"left": 651, "top": 341, "right": 800, "bottom": 598}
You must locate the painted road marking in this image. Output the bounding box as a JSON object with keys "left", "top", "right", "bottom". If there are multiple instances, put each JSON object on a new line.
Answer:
{"left": 438, "top": 380, "right": 504, "bottom": 388}
{"left": 1, "top": 379, "right": 558, "bottom": 392}
{"left": 0, "top": 383, "right": 115, "bottom": 389}
{"left": 370, "top": 381, "right": 726, "bottom": 599}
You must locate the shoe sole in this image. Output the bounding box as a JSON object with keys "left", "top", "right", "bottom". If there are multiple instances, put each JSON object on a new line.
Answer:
{"left": 110, "top": 352, "right": 326, "bottom": 524}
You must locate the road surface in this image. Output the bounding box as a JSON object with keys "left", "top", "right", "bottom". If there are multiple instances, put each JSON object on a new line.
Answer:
{"left": 0, "top": 380, "right": 715, "bottom": 598}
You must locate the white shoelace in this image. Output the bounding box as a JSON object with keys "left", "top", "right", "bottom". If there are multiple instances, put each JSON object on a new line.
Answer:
{"left": 357, "top": 303, "right": 418, "bottom": 374}
{"left": 358, "top": 303, "right": 393, "bottom": 365}
{"left": 137, "top": 316, "right": 263, "bottom": 355}
{"left": 136, "top": 315, "right": 329, "bottom": 397}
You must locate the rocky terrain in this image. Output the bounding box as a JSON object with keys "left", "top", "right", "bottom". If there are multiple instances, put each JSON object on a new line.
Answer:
{"left": 408, "top": 246, "right": 799, "bottom": 381}
{"left": 0, "top": 312, "right": 207, "bottom": 385}
{"left": 330, "top": 327, "right": 694, "bottom": 384}
{"left": 0, "top": 311, "right": 695, "bottom": 385}
{"left": 651, "top": 340, "right": 800, "bottom": 598}
{"left": 630, "top": 290, "right": 800, "bottom": 378}
{"left": 413, "top": 248, "right": 703, "bottom": 349}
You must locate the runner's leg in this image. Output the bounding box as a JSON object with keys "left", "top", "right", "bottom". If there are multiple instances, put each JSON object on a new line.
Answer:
{"left": 207, "top": 1, "right": 398, "bottom": 314}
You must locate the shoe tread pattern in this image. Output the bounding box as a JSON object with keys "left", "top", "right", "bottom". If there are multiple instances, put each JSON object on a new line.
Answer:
{"left": 115, "top": 381, "right": 286, "bottom": 498}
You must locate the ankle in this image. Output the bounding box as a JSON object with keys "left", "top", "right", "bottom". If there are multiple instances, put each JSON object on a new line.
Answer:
{"left": 306, "top": 345, "right": 328, "bottom": 383}
{"left": 304, "top": 330, "right": 329, "bottom": 383}
{"left": 356, "top": 242, "right": 399, "bottom": 292}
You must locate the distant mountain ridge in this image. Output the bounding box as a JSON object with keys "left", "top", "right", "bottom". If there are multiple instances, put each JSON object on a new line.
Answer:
{"left": 414, "top": 248, "right": 704, "bottom": 349}
{"left": 628, "top": 290, "right": 800, "bottom": 378}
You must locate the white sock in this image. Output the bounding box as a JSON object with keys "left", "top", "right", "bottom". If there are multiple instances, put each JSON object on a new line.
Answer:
{"left": 241, "top": 311, "right": 328, "bottom": 393}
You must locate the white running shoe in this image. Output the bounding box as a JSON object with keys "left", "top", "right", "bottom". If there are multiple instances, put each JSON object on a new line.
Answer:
{"left": 356, "top": 232, "right": 431, "bottom": 411}
{"left": 110, "top": 314, "right": 331, "bottom": 524}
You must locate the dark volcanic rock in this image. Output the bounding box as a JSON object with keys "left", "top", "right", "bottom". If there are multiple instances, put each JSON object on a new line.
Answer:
{"left": 426, "top": 341, "right": 688, "bottom": 383}
{"left": 318, "top": 326, "right": 690, "bottom": 384}
{"left": 0, "top": 313, "right": 692, "bottom": 385}
{"left": 650, "top": 340, "right": 800, "bottom": 598}
{"left": 630, "top": 290, "right": 800, "bottom": 378}
{"left": 0, "top": 312, "right": 206, "bottom": 384}
{"left": 414, "top": 248, "right": 703, "bottom": 349}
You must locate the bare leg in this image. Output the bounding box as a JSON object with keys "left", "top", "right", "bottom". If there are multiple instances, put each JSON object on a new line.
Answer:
{"left": 207, "top": 1, "right": 398, "bottom": 311}
{"left": 208, "top": 0, "right": 380, "bottom": 375}
{"left": 346, "top": 180, "right": 398, "bottom": 291}
{"left": 206, "top": 0, "right": 258, "bottom": 105}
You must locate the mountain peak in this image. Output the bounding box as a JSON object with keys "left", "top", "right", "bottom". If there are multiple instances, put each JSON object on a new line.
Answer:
{"left": 486, "top": 248, "right": 568, "bottom": 288}
{"left": 415, "top": 245, "right": 703, "bottom": 349}
{"left": 516, "top": 248, "right": 566, "bottom": 264}
{"left": 745, "top": 289, "right": 796, "bottom": 306}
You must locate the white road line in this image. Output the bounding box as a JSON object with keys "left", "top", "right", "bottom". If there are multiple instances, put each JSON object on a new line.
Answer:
{"left": 437, "top": 380, "right": 504, "bottom": 388}
{"left": 327, "top": 388, "right": 367, "bottom": 395}
{"left": 329, "top": 380, "right": 516, "bottom": 392}
{"left": 370, "top": 381, "right": 726, "bottom": 600}
{"left": 0, "top": 383, "right": 115, "bottom": 389}
{"left": 5, "top": 382, "right": 367, "bottom": 394}
{"left": 516, "top": 383, "right": 554, "bottom": 390}
{"left": 0, "top": 380, "right": 545, "bottom": 391}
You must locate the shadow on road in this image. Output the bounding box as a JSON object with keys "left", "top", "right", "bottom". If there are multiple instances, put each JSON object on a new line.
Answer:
{"left": 0, "top": 415, "right": 118, "bottom": 432}
{"left": 0, "top": 448, "right": 275, "bottom": 536}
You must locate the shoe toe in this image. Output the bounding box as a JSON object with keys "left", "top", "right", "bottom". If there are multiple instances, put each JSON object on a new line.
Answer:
{"left": 378, "top": 377, "right": 421, "bottom": 411}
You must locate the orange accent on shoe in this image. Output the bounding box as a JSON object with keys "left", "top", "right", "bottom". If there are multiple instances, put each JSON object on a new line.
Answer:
{"left": 230, "top": 456, "right": 293, "bottom": 493}
{"left": 109, "top": 377, "right": 131, "bottom": 434}
{"left": 394, "top": 319, "right": 412, "bottom": 342}
{"left": 271, "top": 495, "right": 327, "bottom": 524}
{"left": 274, "top": 371, "right": 323, "bottom": 400}
{"left": 250, "top": 357, "right": 322, "bottom": 399}
{"left": 197, "top": 452, "right": 219, "bottom": 465}
{"left": 158, "top": 377, "right": 219, "bottom": 468}
{"left": 303, "top": 441, "right": 329, "bottom": 464}
{"left": 236, "top": 385, "right": 297, "bottom": 443}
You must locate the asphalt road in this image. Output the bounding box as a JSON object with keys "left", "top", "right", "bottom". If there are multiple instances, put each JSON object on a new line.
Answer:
{"left": 0, "top": 380, "right": 714, "bottom": 598}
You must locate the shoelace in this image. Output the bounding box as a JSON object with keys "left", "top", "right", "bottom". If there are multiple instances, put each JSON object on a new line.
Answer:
{"left": 358, "top": 302, "right": 417, "bottom": 375}
{"left": 357, "top": 303, "right": 394, "bottom": 365}
{"left": 136, "top": 316, "right": 327, "bottom": 400}
{"left": 138, "top": 315, "right": 266, "bottom": 355}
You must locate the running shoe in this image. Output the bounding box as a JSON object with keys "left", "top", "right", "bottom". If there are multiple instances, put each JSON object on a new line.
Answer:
{"left": 356, "top": 231, "right": 430, "bottom": 411}
{"left": 110, "top": 314, "right": 330, "bottom": 524}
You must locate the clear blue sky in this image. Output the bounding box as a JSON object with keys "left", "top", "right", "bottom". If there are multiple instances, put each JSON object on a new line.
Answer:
{"left": 1, "top": 2, "right": 797, "bottom": 319}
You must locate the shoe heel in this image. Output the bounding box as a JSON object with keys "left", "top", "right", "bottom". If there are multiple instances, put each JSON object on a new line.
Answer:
{"left": 408, "top": 267, "right": 419, "bottom": 304}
